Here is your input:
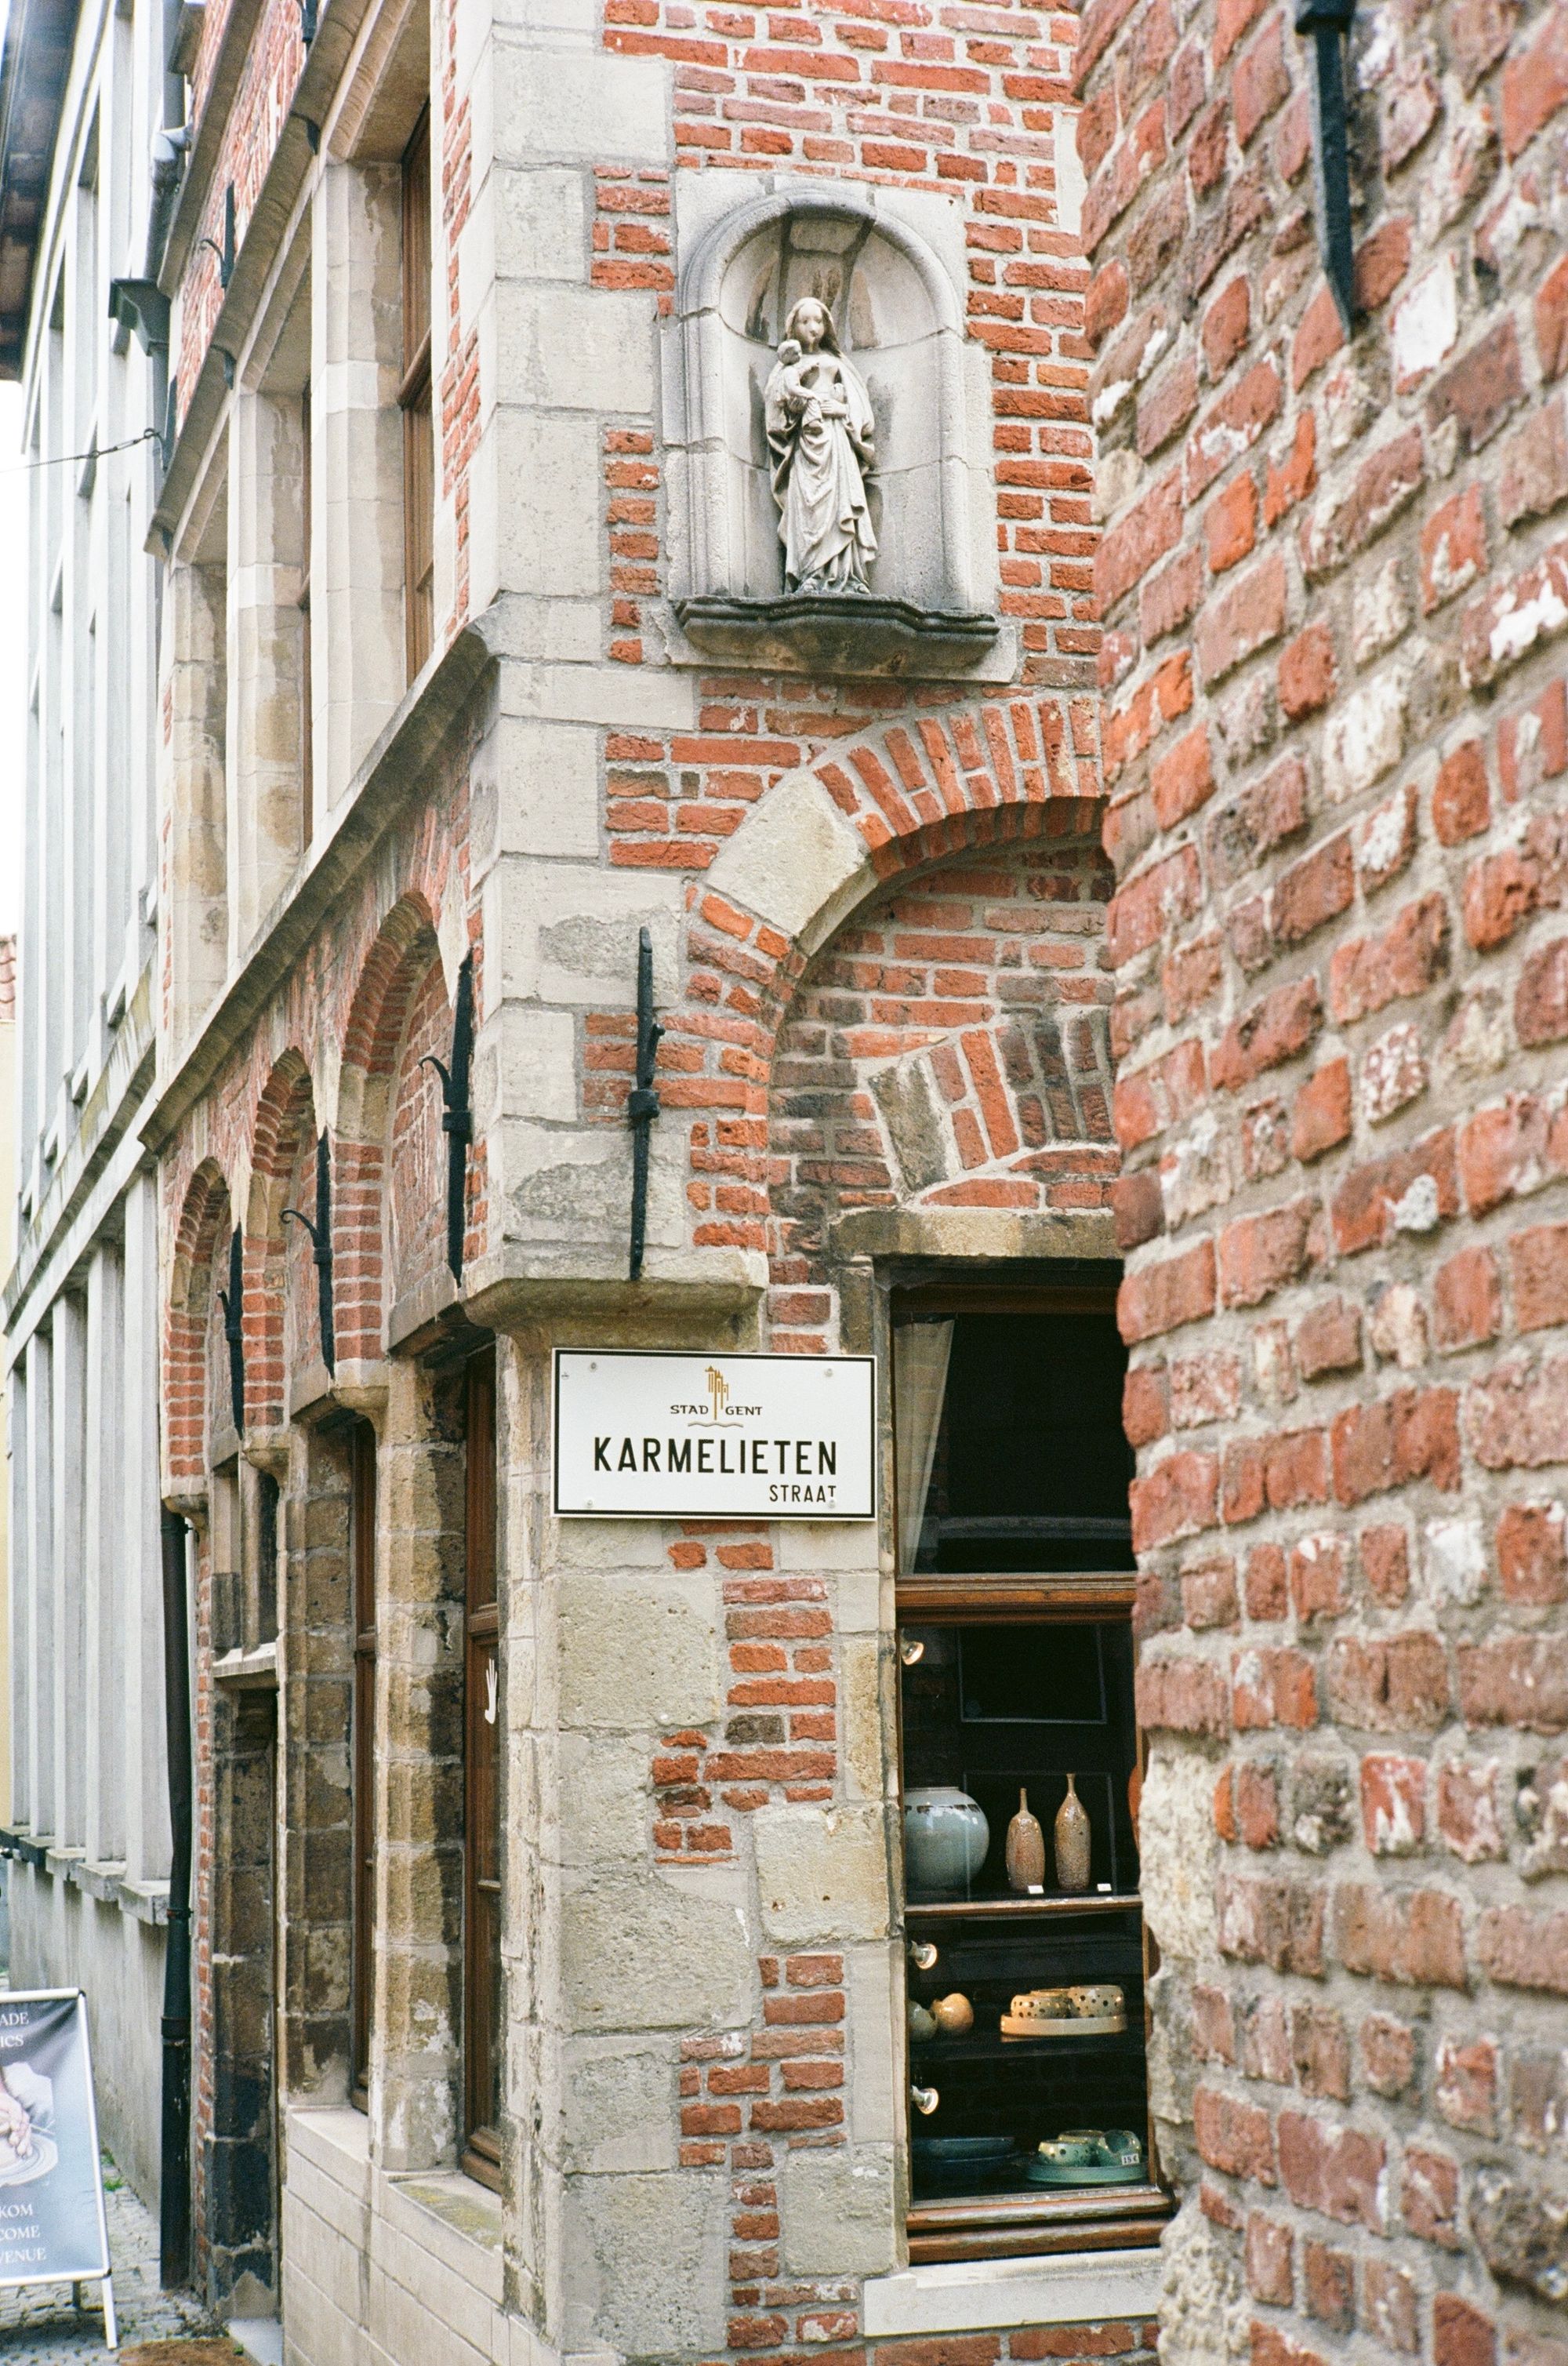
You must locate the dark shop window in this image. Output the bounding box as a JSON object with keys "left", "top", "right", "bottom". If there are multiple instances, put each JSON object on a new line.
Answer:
{"left": 350, "top": 1419, "right": 377, "bottom": 2110}
{"left": 463, "top": 1347, "right": 502, "bottom": 2189}
{"left": 893, "top": 1279, "right": 1169, "bottom": 2264}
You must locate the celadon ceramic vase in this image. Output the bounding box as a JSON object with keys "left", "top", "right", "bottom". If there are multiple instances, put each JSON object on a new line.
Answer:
{"left": 1054, "top": 1773, "right": 1091, "bottom": 1892}
{"left": 903, "top": 1786, "right": 989, "bottom": 1895}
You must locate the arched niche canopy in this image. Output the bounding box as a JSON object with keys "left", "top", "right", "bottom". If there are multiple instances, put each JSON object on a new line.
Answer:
{"left": 665, "top": 185, "right": 1004, "bottom": 678}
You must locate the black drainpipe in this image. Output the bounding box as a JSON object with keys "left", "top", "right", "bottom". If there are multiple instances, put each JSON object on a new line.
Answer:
{"left": 159, "top": 1506, "right": 194, "bottom": 2289}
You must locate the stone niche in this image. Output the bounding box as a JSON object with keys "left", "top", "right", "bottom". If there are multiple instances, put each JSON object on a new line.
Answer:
{"left": 663, "top": 183, "right": 1007, "bottom": 677}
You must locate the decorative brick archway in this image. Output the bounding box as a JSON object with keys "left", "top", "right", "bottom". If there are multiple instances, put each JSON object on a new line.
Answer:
{"left": 245, "top": 1055, "right": 318, "bottom": 1428}
{"left": 619, "top": 695, "right": 1107, "bottom": 1281}
{"left": 166, "top": 1160, "right": 234, "bottom": 1497}
{"left": 334, "top": 893, "right": 467, "bottom": 1361}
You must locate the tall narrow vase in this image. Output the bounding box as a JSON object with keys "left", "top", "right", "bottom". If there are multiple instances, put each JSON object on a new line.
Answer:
{"left": 1006, "top": 1788, "right": 1046, "bottom": 1892}
{"left": 1054, "top": 1773, "right": 1091, "bottom": 1892}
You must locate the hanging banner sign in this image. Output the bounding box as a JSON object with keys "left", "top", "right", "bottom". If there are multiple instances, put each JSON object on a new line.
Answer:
{"left": 0, "top": 1989, "right": 114, "bottom": 2333}
{"left": 554, "top": 1350, "right": 877, "bottom": 1519}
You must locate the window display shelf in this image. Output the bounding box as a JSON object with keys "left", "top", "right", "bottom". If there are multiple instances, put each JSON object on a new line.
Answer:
{"left": 909, "top": 2027, "right": 1141, "bottom": 2065}
{"left": 890, "top": 1287, "right": 1156, "bottom": 2266}
{"left": 906, "top": 1892, "right": 1142, "bottom": 1921}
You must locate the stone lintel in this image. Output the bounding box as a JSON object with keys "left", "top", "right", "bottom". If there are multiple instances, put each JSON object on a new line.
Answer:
{"left": 828, "top": 1205, "right": 1120, "bottom": 1267}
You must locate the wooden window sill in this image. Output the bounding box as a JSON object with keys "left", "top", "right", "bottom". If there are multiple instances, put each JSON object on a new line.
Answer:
{"left": 907, "top": 2184, "right": 1172, "bottom": 2264}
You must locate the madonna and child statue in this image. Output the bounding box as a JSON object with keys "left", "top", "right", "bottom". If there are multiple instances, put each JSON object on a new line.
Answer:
{"left": 763, "top": 296, "right": 877, "bottom": 595}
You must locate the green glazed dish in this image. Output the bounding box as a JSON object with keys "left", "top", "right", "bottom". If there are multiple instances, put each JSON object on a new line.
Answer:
{"left": 1029, "top": 2129, "right": 1145, "bottom": 2186}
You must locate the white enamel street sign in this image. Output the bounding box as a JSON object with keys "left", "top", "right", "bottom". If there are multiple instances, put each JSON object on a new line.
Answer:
{"left": 554, "top": 1350, "right": 877, "bottom": 1519}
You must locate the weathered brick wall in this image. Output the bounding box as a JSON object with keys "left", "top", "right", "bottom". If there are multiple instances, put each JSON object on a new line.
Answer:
{"left": 1080, "top": 0, "right": 1568, "bottom": 2351}
{"left": 176, "top": 0, "right": 309, "bottom": 421}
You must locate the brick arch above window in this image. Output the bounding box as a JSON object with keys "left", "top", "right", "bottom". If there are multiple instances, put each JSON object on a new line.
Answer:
{"left": 698, "top": 692, "right": 1099, "bottom": 953}
{"left": 332, "top": 892, "right": 476, "bottom": 1362}
{"left": 245, "top": 1055, "right": 320, "bottom": 1428}
{"left": 663, "top": 694, "right": 1105, "bottom": 1270}
{"left": 165, "top": 1158, "right": 234, "bottom": 1497}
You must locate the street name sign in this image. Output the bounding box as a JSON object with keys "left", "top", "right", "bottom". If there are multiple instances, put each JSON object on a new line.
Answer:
{"left": 554, "top": 1350, "right": 877, "bottom": 1519}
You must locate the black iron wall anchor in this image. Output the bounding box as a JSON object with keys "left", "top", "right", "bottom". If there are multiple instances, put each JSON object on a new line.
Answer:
{"left": 420, "top": 951, "right": 475, "bottom": 1281}
{"left": 282, "top": 1130, "right": 336, "bottom": 1376}
{"left": 627, "top": 925, "right": 663, "bottom": 1283}
{"left": 1297, "top": 0, "right": 1357, "bottom": 334}
{"left": 216, "top": 1225, "right": 245, "bottom": 1430}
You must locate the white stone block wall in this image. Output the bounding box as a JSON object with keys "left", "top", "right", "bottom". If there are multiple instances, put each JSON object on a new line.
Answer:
{"left": 2, "top": 0, "right": 173, "bottom": 2215}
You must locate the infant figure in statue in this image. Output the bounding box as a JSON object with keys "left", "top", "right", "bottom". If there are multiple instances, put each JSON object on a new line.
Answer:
{"left": 764, "top": 296, "right": 877, "bottom": 595}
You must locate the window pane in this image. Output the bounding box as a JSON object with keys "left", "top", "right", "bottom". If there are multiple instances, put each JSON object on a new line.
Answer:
{"left": 401, "top": 115, "right": 430, "bottom": 367}
{"left": 905, "top": 1309, "right": 1134, "bottom": 1572}
{"left": 902, "top": 1621, "right": 1147, "bottom": 2206}
{"left": 464, "top": 1347, "right": 501, "bottom": 2172}
{"left": 894, "top": 1307, "right": 1155, "bottom": 2233}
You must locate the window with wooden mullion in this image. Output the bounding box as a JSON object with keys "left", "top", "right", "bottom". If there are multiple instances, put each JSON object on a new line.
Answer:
{"left": 299, "top": 379, "right": 313, "bottom": 847}
{"left": 892, "top": 1284, "right": 1169, "bottom": 2262}
{"left": 349, "top": 1418, "right": 377, "bottom": 2110}
{"left": 463, "top": 1347, "right": 503, "bottom": 2189}
{"left": 400, "top": 109, "right": 434, "bottom": 684}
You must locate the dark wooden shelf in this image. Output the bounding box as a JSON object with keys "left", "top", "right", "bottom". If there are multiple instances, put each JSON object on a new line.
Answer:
{"left": 910, "top": 2180, "right": 1170, "bottom": 2230}
{"left": 906, "top": 1892, "right": 1142, "bottom": 1921}
{"left": 910, "top": 2026, "right": 1142, "bottom": 2063}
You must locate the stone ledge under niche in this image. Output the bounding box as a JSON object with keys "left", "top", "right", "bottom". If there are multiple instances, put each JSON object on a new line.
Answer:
{"left": 671, "top": 592, "right": 1010, "bottom": 679}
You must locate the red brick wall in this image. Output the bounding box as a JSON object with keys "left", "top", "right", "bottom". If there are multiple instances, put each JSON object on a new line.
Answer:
{"left": 1081, "top": 0, "right": 1568, "bottom": 2351}
{"left": 871, "top": 2333, "right": 1159, "bottom": 2366}
{"left": 176, "top": 0, "right": 308, "bottom": 421}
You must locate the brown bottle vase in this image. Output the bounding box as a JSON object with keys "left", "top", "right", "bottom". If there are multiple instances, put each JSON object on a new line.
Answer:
{"left": 1054, "top": 1773, "right": 1091, "bottom": 1892}
{"left": 1005, "top": 1787, "right": 1046, "bottom": 1892}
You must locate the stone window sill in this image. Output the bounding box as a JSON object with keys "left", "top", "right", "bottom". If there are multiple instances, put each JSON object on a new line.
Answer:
{"left": 862, "top": 2244, "right": 1164, "bottom": 2338}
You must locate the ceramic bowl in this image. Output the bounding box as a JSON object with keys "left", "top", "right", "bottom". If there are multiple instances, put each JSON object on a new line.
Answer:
{"left": 1010, "top": 1987, "right": 1074, "bottom": 2020}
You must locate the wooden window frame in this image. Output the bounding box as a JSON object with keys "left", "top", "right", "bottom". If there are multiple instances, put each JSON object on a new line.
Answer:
{"left": 463, "top": 1346, "right": 502, "bottom": 2190}
{"left": 256, "top": 1466, "right": 281, "bottom": 1645}
{"left": 399, "top": 110, "right": 434, "bottom": 684}
{"left": 891, "top": 1277, "right": 1171, "bottom": 2265}
{"left": 350, "top": 1419, "right": 377, "bottom": 2110}
{"left": 298, "top": 379, "right": 313, "bottom": 847}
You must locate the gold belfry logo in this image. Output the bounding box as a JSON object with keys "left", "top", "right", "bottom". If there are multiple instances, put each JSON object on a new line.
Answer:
{"left": 706, "top": 1365, "right": 731, "bottom": 1423}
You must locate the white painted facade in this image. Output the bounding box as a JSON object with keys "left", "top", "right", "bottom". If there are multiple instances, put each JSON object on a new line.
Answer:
{"left": 1, "top": 0, "right": 176, "bottom": 2212}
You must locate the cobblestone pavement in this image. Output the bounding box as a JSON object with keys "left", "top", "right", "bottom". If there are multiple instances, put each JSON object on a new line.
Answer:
{"left": 0, "top": 2155, "right": 221, "bottom": 2361}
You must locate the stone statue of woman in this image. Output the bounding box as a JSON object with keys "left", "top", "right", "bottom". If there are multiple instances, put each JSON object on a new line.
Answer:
{"left": 763, "top": 296, "right": 877, "bottom": 594}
